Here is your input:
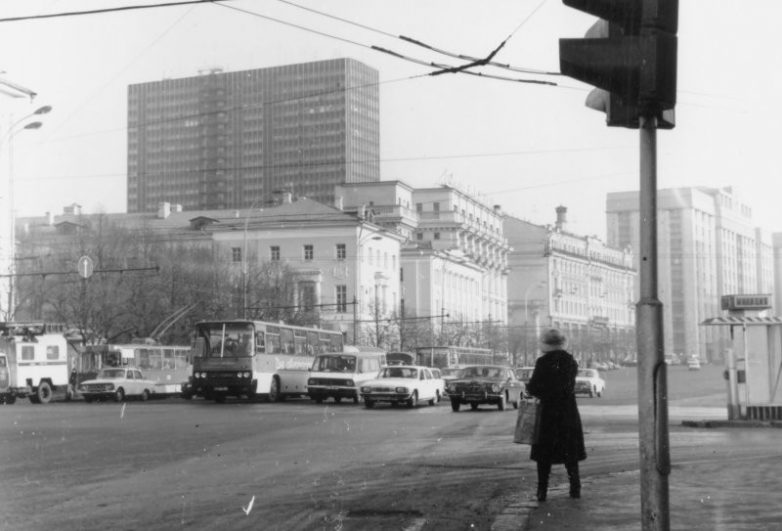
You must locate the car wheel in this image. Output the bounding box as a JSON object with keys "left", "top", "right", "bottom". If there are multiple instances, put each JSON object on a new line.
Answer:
{"left": 36, "top": 382, "right": 53, "bottom": 404}
{"left": 140, "top": 390, "right": 150, "bottom": 401}
{"left": 597, "top": 389, "right": 603, "bottom": 398}
{"left": 334, "top": 396, "right": 342, "bottom": 404}
{"left": 512, "top": 392, "right": 520, "bottom": 409}
{"left": 498, "top": 393, "right": 506, "bottom": 411}
{"left": 470, "top": 403, "right": 479, "bottom": 411}
{"left": 364, "top": 399, "right": 375, "bottom": 409}
{"left": 268, "top": 376, "right": 281, "bottom": 402}
{"left": 407, "top": 391, "right": 418, "bottom": 408}
{"left": 5, "top": 395, "right": 16, "bottom": 405}
{"left": 213, "top": 394, "right": 226, "bottom": 403}
{"left": 450, "top": 399, "right": 460, "bottom": 412}
{"left": 314, "top": 397, "right": 323, "bottom": 404}
{"left": 589, "top": 387, "right": 595, "bottom": 398}
{"left": 114, "top": 388, "right": 125, "bottom": 402}
{"left": 353, "top": 395, "right": 360, "bottom": 404}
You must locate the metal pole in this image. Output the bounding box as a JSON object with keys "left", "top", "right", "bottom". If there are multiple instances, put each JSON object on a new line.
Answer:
{"left": 636, "top": 115, "right": 670, "bottom": 530}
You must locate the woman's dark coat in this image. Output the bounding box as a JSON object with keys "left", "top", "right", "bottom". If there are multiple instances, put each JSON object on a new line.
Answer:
{"left": 526, "top": 349, "right": 586, "bottom": 464}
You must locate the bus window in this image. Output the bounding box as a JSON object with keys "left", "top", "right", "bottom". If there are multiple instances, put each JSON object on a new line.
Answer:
{"left": 306, "top": 331, "right": 319, "bottom": 354}
{"left": 280, "top": 328, "right": 294, "bottom": 354}
{"left": 255, "top": 332, "right": 266, "bottom": 354}
{"left": 193, "top": 337, "right": 206, "bottom": 358}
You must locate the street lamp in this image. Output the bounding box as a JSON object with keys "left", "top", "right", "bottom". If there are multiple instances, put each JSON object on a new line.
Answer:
{"left": 1, "top": 105, "right": 52, "bottom": 320}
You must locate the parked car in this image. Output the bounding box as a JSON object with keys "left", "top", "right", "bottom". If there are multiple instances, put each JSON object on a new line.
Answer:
{"left": 575, "top": 368, "right": 606, "bottom": 398}
{"left": 307, "top": 351, "right": 385, "bottom": 404}
{"left": 78, "top": 368, "right": 157, "bottom": 402}
{"left": 447, "top": 365, "right": 524, "bottom": 412}
{"left": 439, "top": 367, "right": 464, "bottom": 397}
{"left": 360, "top": 365, "right": 443, "bottom": 408}
{"left": 514, "top": 367, "right": 535, "bottom": 398}
{"left": 687, "top": 357, "right": 701, "bottom": 371}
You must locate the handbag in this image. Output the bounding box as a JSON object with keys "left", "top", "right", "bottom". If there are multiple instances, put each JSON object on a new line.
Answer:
{"left": 513, "top": 398, "right": 541, "bottom": 445}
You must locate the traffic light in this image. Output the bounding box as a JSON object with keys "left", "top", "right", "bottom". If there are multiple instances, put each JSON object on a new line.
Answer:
{"left": 559, "top": 0, "right": 678, "bottom": 129}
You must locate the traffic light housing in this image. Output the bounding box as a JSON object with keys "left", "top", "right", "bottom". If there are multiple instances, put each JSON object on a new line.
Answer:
{"left": 559, "top": 0, "right": 678, "bottom": 128}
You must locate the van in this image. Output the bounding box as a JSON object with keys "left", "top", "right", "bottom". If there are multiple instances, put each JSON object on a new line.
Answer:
{"left": 306, "top": 348, "right": 386, "bottom": 404}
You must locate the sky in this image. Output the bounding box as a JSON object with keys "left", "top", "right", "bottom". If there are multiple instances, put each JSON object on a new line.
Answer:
{"left": 1, "top": 0, "right": 781, "bottom": 241}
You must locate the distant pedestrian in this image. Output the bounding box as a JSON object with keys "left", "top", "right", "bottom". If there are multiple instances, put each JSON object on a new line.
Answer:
{"left": 526, "top": 328, "right": 586, "bottom": 502}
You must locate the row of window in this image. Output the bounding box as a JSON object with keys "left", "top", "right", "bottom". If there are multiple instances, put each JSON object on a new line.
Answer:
{"left": 232, "top": 243, "right": 348, "bottom": 263}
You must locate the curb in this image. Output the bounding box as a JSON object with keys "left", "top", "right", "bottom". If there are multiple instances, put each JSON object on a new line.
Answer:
{"left": 681, "top": 419, "right": 782, "bottom": 428}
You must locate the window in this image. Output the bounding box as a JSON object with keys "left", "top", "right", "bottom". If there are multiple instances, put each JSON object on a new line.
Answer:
{"left": 46, "top": 346, "right": 59, "bottom": 360}
{"left": 433, "top": 202, "right": 440, "bottom": 218}
{"left": 304, "top": 244, "right": 314, "bottom": 261}
{"left": 299, "top": 281, "right": 316, "bottom": 311}
{"left": 336, "top": 285, "right": 347, "bottom": 313}
{"left": 434, "top": 232, "right": 441, "bottom": 240}
{"left": 21, "top": 346, "right": 34, "bottom": 361}
{"left": 336, "top": 243, "right": 346, "bottom": 260}
{"left": 416, "top": 233, "right": 423, "bottom": 241}
{"left": 416, "top": 203, "right": 423, "bottom": 213}
{"left": 231, "top": 247, "right": 242, "bottom": 262}
{"left": 270, "top": 246, "right": 280, "bottom": 261}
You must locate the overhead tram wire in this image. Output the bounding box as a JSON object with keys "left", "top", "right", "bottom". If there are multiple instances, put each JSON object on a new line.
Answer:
{"left": 0, "top": 0, "right": 231, "bottom": 23}
{"left": 273, "top": 0, "right": 559, "bottom": 76}
{"left": 215, "top": 3, "right": 559, "bottom": 87}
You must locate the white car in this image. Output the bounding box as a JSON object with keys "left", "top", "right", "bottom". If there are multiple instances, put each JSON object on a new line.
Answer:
{"left": 78, "top": 368, "right": 157, "bottom": 402}
{"left": 575, "top": 368, "right": 606, "bottom": 398}
{"left": 360, "top": 365, "right": 443, "bottom": 408}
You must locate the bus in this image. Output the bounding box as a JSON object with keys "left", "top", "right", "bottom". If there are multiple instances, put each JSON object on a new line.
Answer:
{"left": 78, "top": 343, "right": 193, "bottom": 397}
{"left": 190, "top": 319, "right": 344, "bottom": 402}
{"left": 386, "top": 352, "right": 415, "bottom": 366}
{"left": 415, "top": 346, "right": 495, "bottom": 369}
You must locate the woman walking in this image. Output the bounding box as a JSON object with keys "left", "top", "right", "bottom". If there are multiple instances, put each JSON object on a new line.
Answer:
{"left": 526, "top": 328, "right": 586, "bottom": 501}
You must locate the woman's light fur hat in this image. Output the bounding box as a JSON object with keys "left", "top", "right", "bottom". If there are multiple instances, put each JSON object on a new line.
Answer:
{"left": 540, "top": 328, "right": 567, "bottom": 352}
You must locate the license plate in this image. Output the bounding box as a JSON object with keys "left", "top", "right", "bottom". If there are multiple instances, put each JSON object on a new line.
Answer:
{"left": 214, "top": 386, "right": 228, "bottom": 391}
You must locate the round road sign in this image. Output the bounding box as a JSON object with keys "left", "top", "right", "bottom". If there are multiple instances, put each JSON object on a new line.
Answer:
{"left": 77, "top": 256, "right": 94, "bottom": 279}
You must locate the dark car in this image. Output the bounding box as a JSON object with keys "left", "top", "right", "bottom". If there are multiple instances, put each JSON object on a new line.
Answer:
{"left": 514, "top": 366, "right": 535, "bottom": 398}
{"left": 446, "top": 365, "right": 524, "bottom": 412}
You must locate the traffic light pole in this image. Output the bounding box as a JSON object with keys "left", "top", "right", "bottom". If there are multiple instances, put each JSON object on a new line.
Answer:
{"left": 636, "top": 115, "right": 671, "bottom": 530}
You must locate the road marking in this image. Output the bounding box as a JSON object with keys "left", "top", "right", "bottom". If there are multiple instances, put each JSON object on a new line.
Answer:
{"left": 242, "top": 495, "right": 255, "bottom": 515}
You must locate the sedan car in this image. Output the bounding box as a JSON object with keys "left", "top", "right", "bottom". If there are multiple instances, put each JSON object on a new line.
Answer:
{"left": 575, "top": 368, "right": 606, "bottom": 398}
{"left": 360, "top": 365, "right": 443, "bottom": 408}
{"left": 447, "top": 365, "right": 524, "bottom": 412}
{"left": 78, "top": 368, "right": 157, "bottom": 402}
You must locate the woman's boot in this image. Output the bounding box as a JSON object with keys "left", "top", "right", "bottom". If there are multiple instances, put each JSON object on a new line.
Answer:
{"left": 566, "top": 462, "right": 581, "bottom": 499}
{"left": 536, "top": 461, "right": 551, "bottom": 502}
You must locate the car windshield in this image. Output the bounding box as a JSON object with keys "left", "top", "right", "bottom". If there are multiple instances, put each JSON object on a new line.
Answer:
{"left": 462, "top": 366, "right": 502, "bottom": 378}
{"left": 98, "top": 369, "right": 126, "bottom": 379}
{"left": 381, "top": 367, "right": 418, "bottom": 379}
{"left": 578, "top": 369, "right": 597, "bottom": 378}
{"left": 517, "top": 369, "right": 533, "bottom": 379}
{"left": 441, "top": 368, "right": 463, "bottom": 378}
{"left": 311, "top": 355, "right": 356, "bottom": 372}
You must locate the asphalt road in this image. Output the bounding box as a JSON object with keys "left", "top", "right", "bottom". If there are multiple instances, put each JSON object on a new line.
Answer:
{"left": 0, "top": 364, "right": 734, "bottom": 531}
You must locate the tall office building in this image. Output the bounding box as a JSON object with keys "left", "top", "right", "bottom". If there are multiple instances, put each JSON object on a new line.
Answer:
{"left": 606, "top": 186, "right": 775, "bottom": 362}
{"left": 127, "top": 58, "right": 380, "bottom": 213}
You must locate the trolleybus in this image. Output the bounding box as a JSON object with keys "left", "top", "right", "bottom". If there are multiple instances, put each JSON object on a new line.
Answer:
{"left": 190, "top": 319, "right": 344, "bottom": 402}
{"left": 415, "top": 346, "right": 496, "bottom": 369}
{"left": 78, "top": 343, "right": 193, "bottom": 397}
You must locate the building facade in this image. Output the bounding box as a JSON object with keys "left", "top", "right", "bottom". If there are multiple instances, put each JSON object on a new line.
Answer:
{"left": 15, "top": 197, "right": 402, "bottom": 347}
{"left": 336, "top": 182, "right": 509, "bottom": 348}
{"left": 504, "top": 207, "right": 636, "bottom": 366}
{"left": 127, "top": 58, "right": 379, "bottom": 213}
{"left": 606, "top": 186, "right": 776, "bottom": 362}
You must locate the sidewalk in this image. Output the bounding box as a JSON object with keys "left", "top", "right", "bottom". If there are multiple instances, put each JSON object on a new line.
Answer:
{"left": 492, "top": 410, "right": 782, "bottom": 531}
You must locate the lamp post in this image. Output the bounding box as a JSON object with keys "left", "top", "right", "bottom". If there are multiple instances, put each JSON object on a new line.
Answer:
{"left": 2, "top": 105, "right": 52, "bottom": 320}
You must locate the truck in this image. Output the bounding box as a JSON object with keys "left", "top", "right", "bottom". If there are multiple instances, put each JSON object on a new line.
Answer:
{"left": 0, "top": 322, "right": 72, "bottom": 404}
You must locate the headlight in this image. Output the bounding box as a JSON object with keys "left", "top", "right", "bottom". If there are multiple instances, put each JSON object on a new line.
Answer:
{"left": 360, "top": 386, "right": 372, "bottom": 393}
{"left": 78, "top": 385, "right": 85, "bottom": 392}
{"left": 308, "top": 378, "right": 317, "bottom": 385}
{"left": 395, "top": 387, "right": 408, "bottom": 394}
{"left": 447, "top": 384, "right": 456, "bottom": 392}
{"left": 491, "top": 384, "right": 500, "bottom": 392}
{"left": 346, "top": 380, "right": 355, "bottom": 387}
{"left": 106, "top": 384, "right": 115, "bottom": 391}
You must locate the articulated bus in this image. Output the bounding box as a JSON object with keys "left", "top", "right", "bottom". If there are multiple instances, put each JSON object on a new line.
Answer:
{"left": 190, "top": 319, "right": 344, "bottom": 402}
{"left": 415, "top": 346, "right": 496, "bottom": 369}
{"left": 79, "top": 343, "right": 193, "bottom": 396}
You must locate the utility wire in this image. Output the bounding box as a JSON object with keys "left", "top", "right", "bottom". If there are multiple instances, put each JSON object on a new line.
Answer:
{"left": 216, "top": 3, "right": 558, "bottom": 87}
{"left": 273, "top": 0, "right": 558, "bottom": 76}
{"left": 0, "top": 0, "right": 230, "bottom": 23}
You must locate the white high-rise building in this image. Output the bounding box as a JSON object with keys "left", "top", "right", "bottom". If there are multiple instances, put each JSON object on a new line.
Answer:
{"left": 606, "top": 186, "right": 775, "bottom": 362}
